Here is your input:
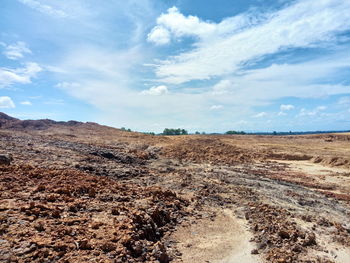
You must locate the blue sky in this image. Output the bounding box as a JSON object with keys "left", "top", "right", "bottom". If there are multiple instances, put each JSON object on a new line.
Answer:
{"left": 1, "top": 0, "right": 350, "bottom": 132}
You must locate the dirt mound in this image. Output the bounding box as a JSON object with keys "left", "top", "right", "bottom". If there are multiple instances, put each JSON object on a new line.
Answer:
{"left": 0, "top": 118, "right": 84, "bottom": 130}
{"left": 0, "top": 165, "right": 188, "bottom": 262}
{"left": 246, "top": 203, "right": 317, "bottom": 262}
{"left": 312, "top": 156, "right": 350, "bottom": 168}
{"left": 162, "top": 138, "right": 267, "bottom": 165}
{"left": 0, "top": 112, "right": 106, "bottom": 131}
{"left": 267, "top": 153, "right": 312, "bottom": 161}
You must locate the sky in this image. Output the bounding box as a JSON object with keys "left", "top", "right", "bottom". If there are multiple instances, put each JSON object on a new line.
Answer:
{"left": 1, "top": 0, "right": 350, "bottom": 133}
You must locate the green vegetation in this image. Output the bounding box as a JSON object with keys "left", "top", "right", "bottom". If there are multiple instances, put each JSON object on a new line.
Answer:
{"left": 142, "top": 132, "right": 156, "bottom": 136}
{"left": 121, "top": 127, "right": 132, "bottom": 132}
{"left": 225, "top": 130, "right": 246, "bottom": 135}
{"left": 162, "top": 128, "right": 188, "bottom": 135}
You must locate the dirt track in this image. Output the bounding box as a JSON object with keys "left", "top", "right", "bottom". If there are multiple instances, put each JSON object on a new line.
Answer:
{"left": 0, "top": 117, "right": 350, "bottom": 262}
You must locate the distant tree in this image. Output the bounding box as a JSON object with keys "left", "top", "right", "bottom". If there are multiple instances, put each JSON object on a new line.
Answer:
{"left": 273, "top": 131, "right": 277, "bottom": 135}
{"left": 225, "top": 130, "right": 246, "bottom": 135}
{"left": 121, "top": 127, "right": 132, "bottom": 132}
{"left": 162, "top": 128, "right": 188, "bottom": 135}
{"left": 195, "top": 131, "right": 200, "bottom": 135}
{"left": 142, "top": 132, "right": 155, "bottom": 135}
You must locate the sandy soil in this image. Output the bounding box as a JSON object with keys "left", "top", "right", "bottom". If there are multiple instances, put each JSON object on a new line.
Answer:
{"left": 172, "top": 209, "right": 259, "bottom": 263}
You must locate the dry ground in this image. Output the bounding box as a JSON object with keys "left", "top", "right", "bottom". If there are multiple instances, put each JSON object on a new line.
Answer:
{"left": 0, "top": 117, "right": 350, "bottom": 262}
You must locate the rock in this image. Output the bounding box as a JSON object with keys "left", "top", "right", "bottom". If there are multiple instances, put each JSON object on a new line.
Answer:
{"left": 52, "top": 210, "right": 61, "bottom": 219}
{"left": 47, "top": 195, "right": 57, "bottom": 202}
{"left": 251, "top": 249, "right": 259, "bottom": 254}
{"left": 34, "top": 222, "right": 45, "bottom": 232}
{"left": 152, "top": 242, "right": 170, "bottom": 263}
{"left": 292, "top": 244, "right": 302, "bottom": 253}
{"left": 78, "top": 240, "right": 92, "bottom": 250}
{"left": 278, "top": 230, "right": 290, "bottom": 239}
{"left": 35, "top": 185, "right": 46, "bottom": 192}
{"left": 100, "top": 242, "right": 116, "bottom": 252}
{"left": 0, "top": 154, "right": 12, "bottom": 165}
{"left": 111, "top": 208, "right": 119, "bottom": 215}
{"left": 88, "top": 188, "right": 96, "bottom": 198}
{"left": 302, "top": 232, "right": 316, "bottom": 247}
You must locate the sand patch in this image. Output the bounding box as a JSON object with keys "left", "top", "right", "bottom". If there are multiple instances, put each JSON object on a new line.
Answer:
{"left": 172, "top": 209, "right": 260, "bottom": 263}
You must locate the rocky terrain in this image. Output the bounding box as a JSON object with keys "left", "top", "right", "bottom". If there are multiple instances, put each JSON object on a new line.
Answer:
{"left": 0, "top": 112, "right": 349, "bottom": 262}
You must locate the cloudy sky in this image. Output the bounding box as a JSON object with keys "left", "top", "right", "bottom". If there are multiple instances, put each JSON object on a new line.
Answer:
{"left": 1, "top": 0, "right": 350, "bottom": 132}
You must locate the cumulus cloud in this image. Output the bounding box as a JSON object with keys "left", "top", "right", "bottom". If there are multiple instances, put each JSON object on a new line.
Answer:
{"left": 148, "top": 6, "right": 216, "bottom": 43}
{"left": 18, "top": 0, "right": 67, "bottom": 18}
{"left": 150, "top": 1, "right": 350, "bottom": 84}
{"left": 0, "top": 62, "right": 42, "bottom": 88}
{"left": 253, "top": 112, "right": 267, "bottom": 118}
{"left": 280, "top": 104, "right": 295, "bottom": 111}
{"left": 141, "top": 85, "right": 169, "bottom": 95}
{"left": 2, "top": 41, "right": 32, "bottom": 60}
{"left": 147, "top": 26, "right": 171, "bottom": 45}
{"left": 147, "top": 6, "right": 258, "bottom": 46}
{"left": 0, "top": 96, "right": 15, "bottom": 108}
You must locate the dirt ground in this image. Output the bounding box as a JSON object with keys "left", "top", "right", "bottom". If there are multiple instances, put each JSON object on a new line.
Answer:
{"left": 0, "top": 114, "right": 349, "bottom": 262}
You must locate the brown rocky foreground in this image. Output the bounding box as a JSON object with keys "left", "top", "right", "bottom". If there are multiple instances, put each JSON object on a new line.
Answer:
{"left": 0, "top": 113, "right": 349, "bottom": 262}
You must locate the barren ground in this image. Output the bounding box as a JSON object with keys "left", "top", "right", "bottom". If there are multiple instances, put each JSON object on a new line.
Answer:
{"left": 0, "top": 116, "right": 349, "bottom": 262}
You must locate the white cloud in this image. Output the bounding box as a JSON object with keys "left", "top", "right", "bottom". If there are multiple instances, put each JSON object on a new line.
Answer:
{"left": 141, "top": 85, "right": 169, "bottom": 95}
{"left": 317, "top": 106, "right": 327, "bottom": 111}
{"left": 280, "top": 104, "right": 295, "bottom": 111}
{"left": 151, "top": 1, "right": 350, "bottom": 84}
{"left": 338, "top": 96, "right": 350, "bottom": 105}
{"left": 212, "top": 79, "right": 235, "bottom": 95}
{"left": 55, "top": 82, "right": 80, "bottom": 90}
{"left": 0, "top": 96, "right": 15, "bottom": 108}
{"left": 147, "top": 26, "right": 171, "bottom": 45}
{"left": 204, "top": 52, "right": 350, "bottom": 109}
{"left": 18, "top": 0, "right": 67, "bottom": 18}
{"left": 210, "top": 105, "right": 223, "bottom": 110}
{"left": 150, "top": 6, "right": 216, "bottom": 42}
{"left": 20, "top": 100, "right": 32, "bottom": 106}
{"left": 253, "top": 112, "right": 267, "bottom": 118}
{"left": 0, "top": 62, "right": 42, "bottom": 88}
{"left": 2, "top": 41, "right": 32, "bottom": 60}
{"left": 299, "top": 106, "right": 327, "bottom": 117}
{"left": 51, "top": 46, "right": 146, "bottom": 109}
{"left": 278, "top": 111, "right": 287, "bottom": 116}
{"left": 147, "top": 6, "right": 258, "bottom": 45}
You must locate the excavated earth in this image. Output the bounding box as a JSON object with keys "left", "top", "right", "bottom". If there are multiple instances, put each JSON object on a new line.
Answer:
{"left": 0, "top": 114, "right": 350, "bottom": 262}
